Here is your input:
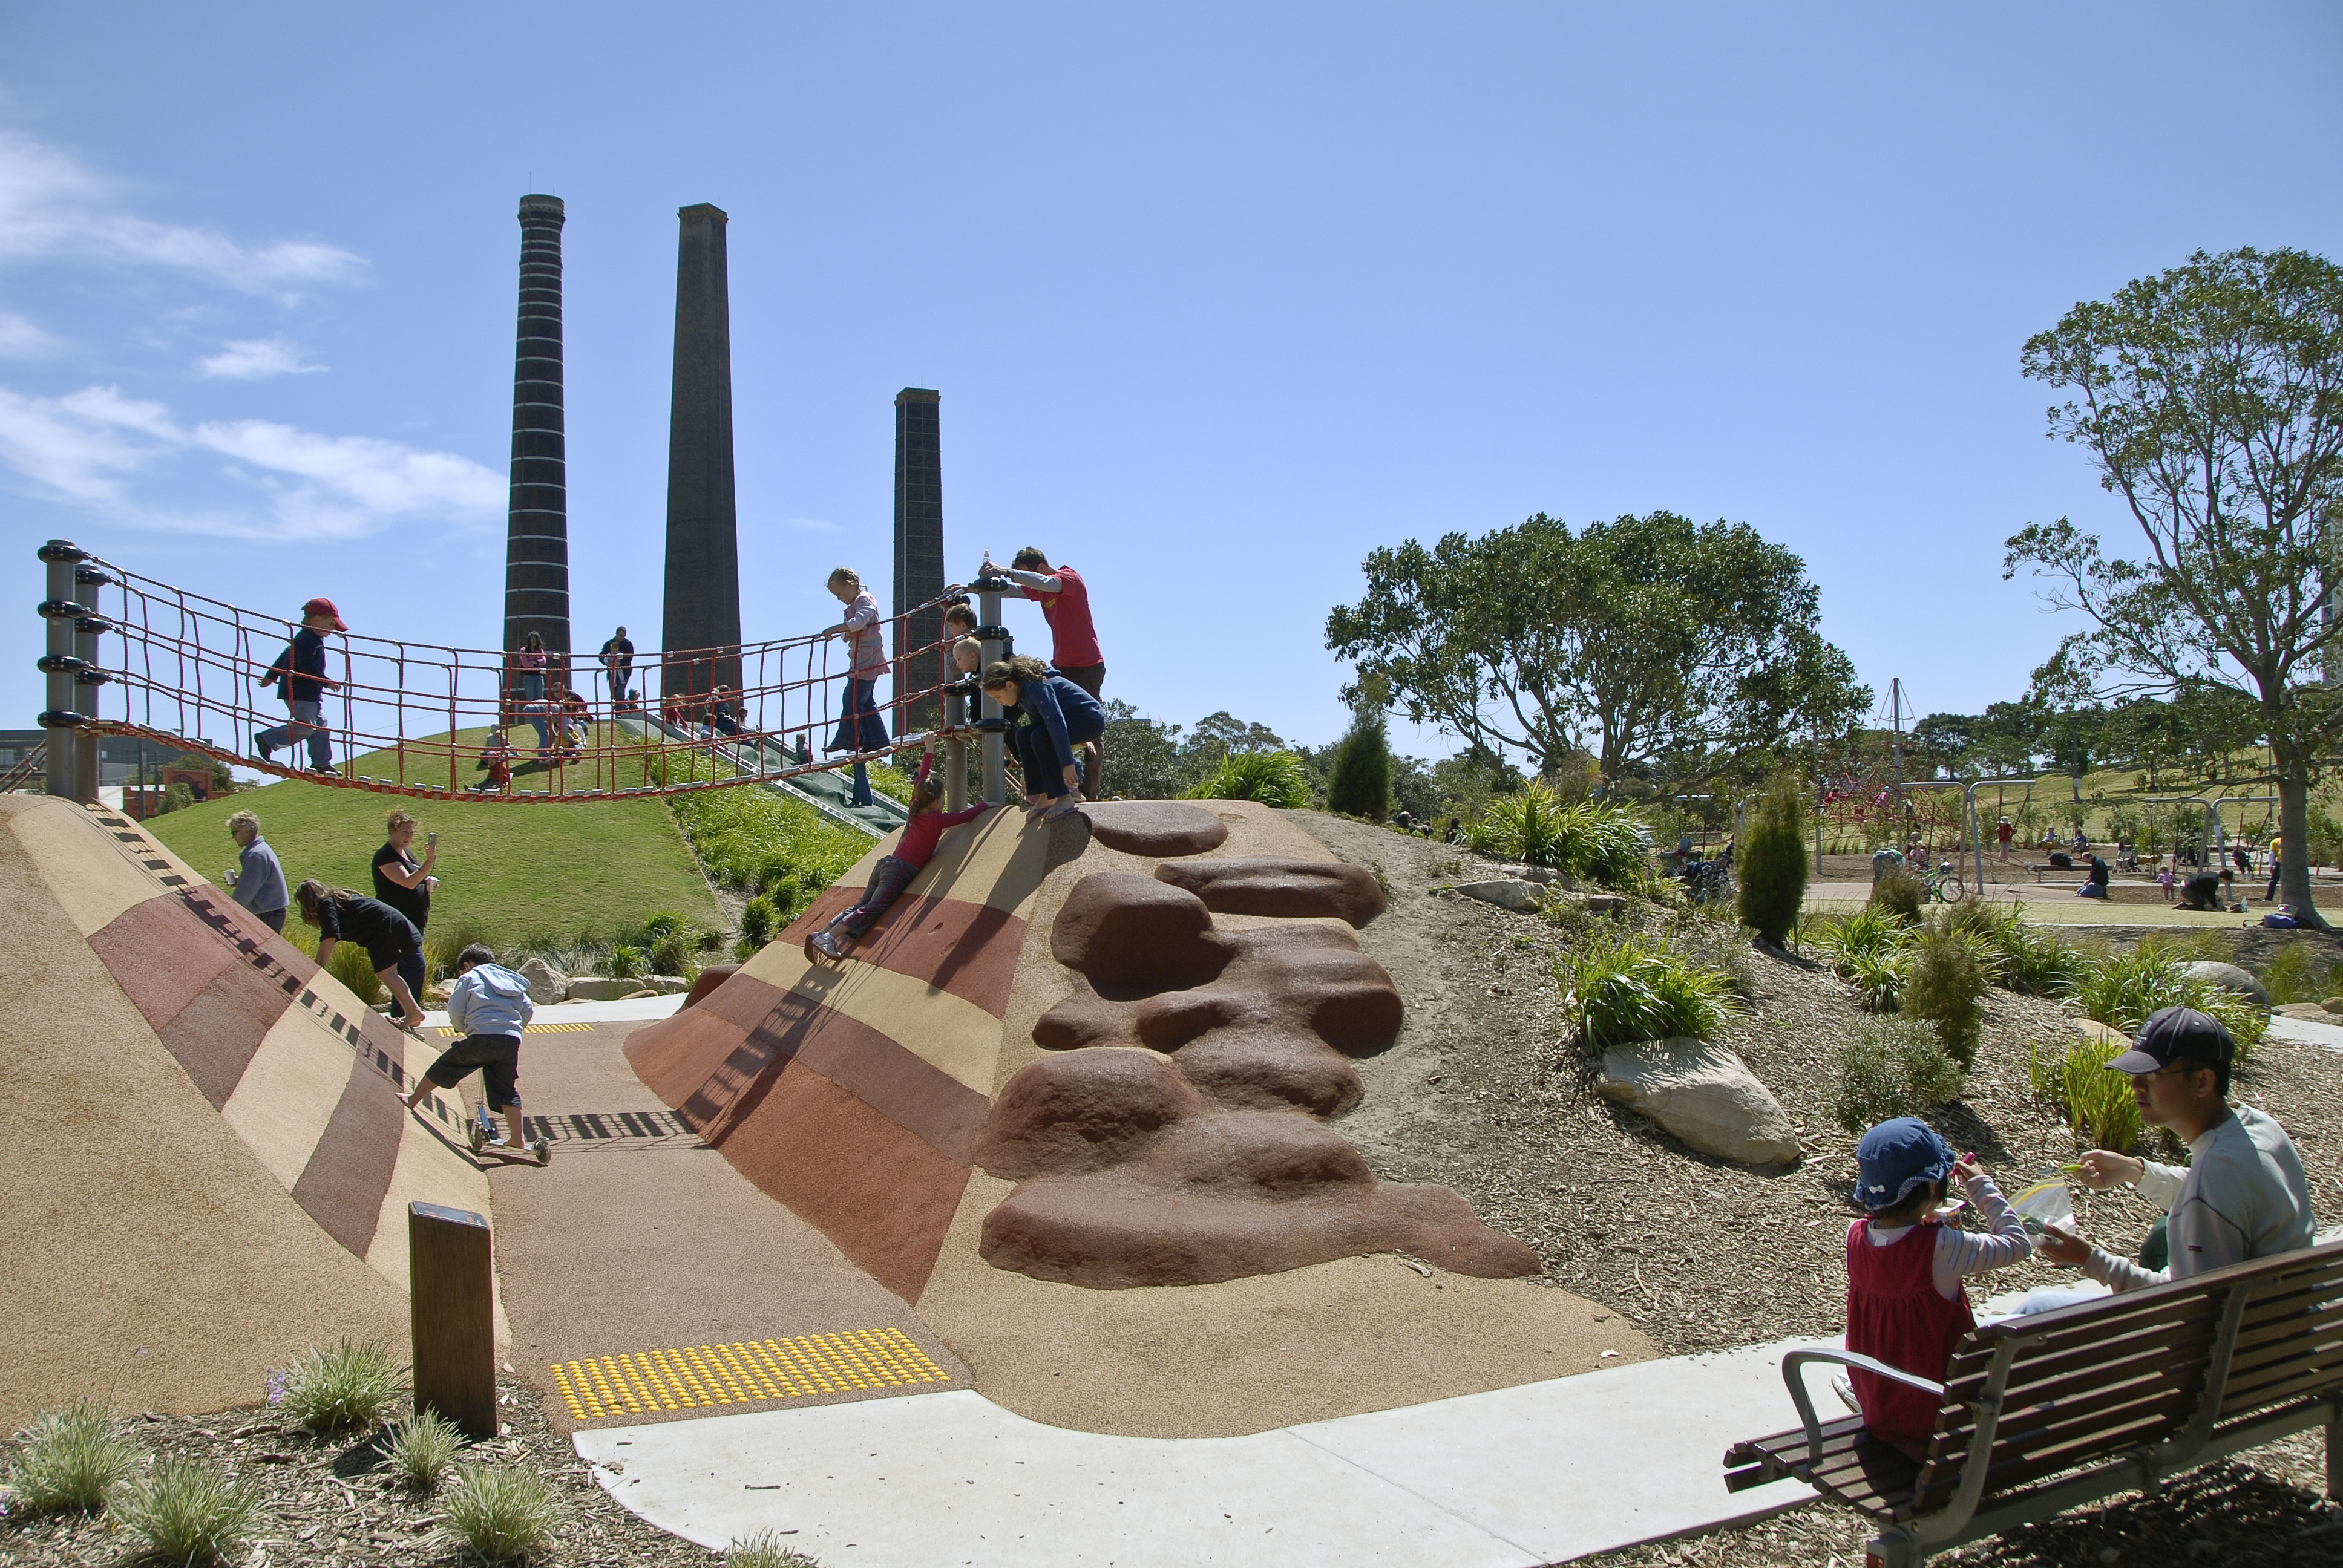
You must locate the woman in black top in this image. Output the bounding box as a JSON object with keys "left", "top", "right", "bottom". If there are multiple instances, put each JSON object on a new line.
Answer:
{"left": 372, "top": 809, "right": 437, "bottom": 1017}
{"left": 295, "top": 878, "right": 427, "bottom": 1033}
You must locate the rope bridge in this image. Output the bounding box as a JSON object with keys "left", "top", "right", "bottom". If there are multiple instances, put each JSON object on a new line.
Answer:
{"left": 35, "top": 541, "right": 987, "bottom": 803}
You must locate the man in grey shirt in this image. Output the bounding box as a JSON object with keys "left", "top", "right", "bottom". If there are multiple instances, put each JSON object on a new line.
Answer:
{"left": 224, "top": 808, "right": 289, "bottom": 933}
{"left": 2040, "top": 1006, "right": 2315, "bottom": 1288}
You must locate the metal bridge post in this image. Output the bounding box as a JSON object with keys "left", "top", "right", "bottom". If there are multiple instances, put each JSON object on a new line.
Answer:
{"left": 71, "top": 566, "right": 111, "bottom": 800}
{"left": 977, "top": 577, "right": 1008, "bottom": 805}
{"left": 37, "top": 540, "right": 88, "bottom": 802}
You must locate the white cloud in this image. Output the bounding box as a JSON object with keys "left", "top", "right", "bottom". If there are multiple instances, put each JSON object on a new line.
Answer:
{"left": 787, "top": 515, "right": 842, "bottom": 533}
{"left": 0, "top": 130, "right": 366, "bottom": 299}
{"left": 0, "top": 382, "right": 500, "bottom": 540}
{"left": 0, "top": 310, "right": 62, "bottom": 358}
{"left": 195, "top": 337, "right": 324, "bottom": 379}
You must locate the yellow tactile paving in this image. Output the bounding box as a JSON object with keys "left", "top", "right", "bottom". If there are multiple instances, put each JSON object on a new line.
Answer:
{"left": 550, "top": 1327, "right": 951, "bottom": 1422}
{"left": 429, "top": 1022, "right": 597, "bottom": 1037}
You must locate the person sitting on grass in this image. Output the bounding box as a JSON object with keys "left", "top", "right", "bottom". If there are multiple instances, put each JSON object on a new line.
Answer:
{"left": 294, "top": 878, "right": 428, "bottom": 1036}
{"left": 399, "top": 942, "right": 543, "bottom": 1160}
{"left": 807, "top": 754, "right": 994, "bottom": 961}
{"left": 981, "top": 655, "right": 1106, "bottom": 823}
{"left": 1840, "top": 1118, "right": 2033, "bottom": 1459}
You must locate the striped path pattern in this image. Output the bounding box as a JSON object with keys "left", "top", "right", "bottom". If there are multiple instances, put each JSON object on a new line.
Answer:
{"left": 626, "top": 808, "right": 1059, "bottom": 1301}
{"left": 550, "top": 1329, "right": 951, "bottom": 1422}
{"left": 1, "top": 795, "right": 494, "bottom": 1424}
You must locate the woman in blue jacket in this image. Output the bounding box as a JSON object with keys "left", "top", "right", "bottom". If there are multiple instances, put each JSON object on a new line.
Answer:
{"left": 979, "top": 655, "right": 1106, "bottom": 822}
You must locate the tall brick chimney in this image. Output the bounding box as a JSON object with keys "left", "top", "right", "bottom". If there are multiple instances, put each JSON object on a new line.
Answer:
{"left": 503, "top": 195, "right": 569, "bottom": 669}
{"left": 661, "top": 202, "right": 742, "bottom": 703}
{"left": 893, "top": 388, "right": 945, "bottom": 731}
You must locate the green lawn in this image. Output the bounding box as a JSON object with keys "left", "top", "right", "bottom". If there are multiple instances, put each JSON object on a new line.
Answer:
{"left": 148, "top": 731, "right": 722, "bottom": 948}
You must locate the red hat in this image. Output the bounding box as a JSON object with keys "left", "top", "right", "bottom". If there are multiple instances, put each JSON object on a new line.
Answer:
{"left": 301, "top": 597, "right": 347, "bottom": 631}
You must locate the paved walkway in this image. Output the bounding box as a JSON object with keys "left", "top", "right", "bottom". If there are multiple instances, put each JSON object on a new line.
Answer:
{"left": 575, "top": 1338, "right": 1821, "bottom": 1566}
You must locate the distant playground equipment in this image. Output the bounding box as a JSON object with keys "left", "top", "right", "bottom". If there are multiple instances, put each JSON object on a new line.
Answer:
{"left": 34, "top": 538, "right": 1025, "bottom": 810}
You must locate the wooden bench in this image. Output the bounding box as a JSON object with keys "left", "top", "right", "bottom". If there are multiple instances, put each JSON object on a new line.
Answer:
{"left": 1723, "top": 1240, "right": 2343, "bottom": 1567}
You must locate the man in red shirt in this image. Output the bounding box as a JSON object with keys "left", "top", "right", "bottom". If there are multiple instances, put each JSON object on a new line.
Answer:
{"left": 986, "top": 547, "right": 1105, "bottom": 793}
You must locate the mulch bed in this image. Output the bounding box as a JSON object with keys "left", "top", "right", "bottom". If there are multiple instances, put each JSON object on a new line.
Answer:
{"left": 0, "top": 1376, "right": 715, "bottom": 1567}
{"left": 1293, "top": 810, "right": 2343, "bottom": 1567}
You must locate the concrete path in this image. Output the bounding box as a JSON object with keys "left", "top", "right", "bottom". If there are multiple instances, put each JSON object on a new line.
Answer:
{"left": 575, "top": 1338, "right": 1821, "bottom": 1566}
{"left": 2269, "top": 1015, "right": 2343, "bottom": 1054}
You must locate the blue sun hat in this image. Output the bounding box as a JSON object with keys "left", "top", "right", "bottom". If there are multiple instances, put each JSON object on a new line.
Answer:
{"left": 1856, "top": 1117, "right": 1957, "bottom": 1212}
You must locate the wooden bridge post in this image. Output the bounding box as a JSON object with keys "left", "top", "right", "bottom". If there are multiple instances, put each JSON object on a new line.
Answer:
{"left": 408, "top": 1201, "right": 498, "bottom": 1438}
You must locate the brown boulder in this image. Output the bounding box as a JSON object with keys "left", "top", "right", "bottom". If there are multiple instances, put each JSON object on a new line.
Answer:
{"left": 1050, "top": 874, "right": 1231, "bottom": 990}
{"left": 974, "top": 1048, "right": 1207, "bottom": 1179}
{"left": 1079, "top": 801, "right": 1230, "bottom": 857}
{"left": 1154, "top": 857, "right": 1387, "bottom": 926}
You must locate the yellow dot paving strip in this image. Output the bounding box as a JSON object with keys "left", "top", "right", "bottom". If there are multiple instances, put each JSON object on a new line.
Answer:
{"left": 431, "top": 1022, "right": 597, "bottom": 1037}
{"left": 551, "top": 1328, "right": 951, "bottom": 1423}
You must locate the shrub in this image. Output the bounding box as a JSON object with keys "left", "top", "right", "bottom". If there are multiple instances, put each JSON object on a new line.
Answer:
{"left": 738, "top": 897, "right": 778, "bottom": 950}
{"left": 325, "top": 940, "right": 387, "bottom": 1008}
{"left": 1325, "top": 707, "right": 1393, "bottom": 820}
{"left": 278, "top": 1340, "right": 404, "bottom": 1435}
{"left": 638, "top": 911, "right": 690, "bottom": 940}
{"left": 1841, "top": 945, "right": 1906, "bottom": 1013}
{"left": 2261, "top": 941, "right": 2330, "bottom": 1005}
{"left": 1182, "top": 750, "right": 1312, "bottom": 808}
{"left": 1870, "top": 864, "right": 1924, "bottom": 921}
{"left": 2063, "top": 945, "right": 2269, "bottom": 1062}
{"left": 729, "top": 1530, "right": 824, "bottom": 1568}
{"left": 1903, "top": 926, "right": 1990, "bottom": 1068}
{"left": 2029, "top": 1036, "right": 2144, "bottom": 1154}
{"left": 1557, "top": 932, "right": 1739, "bottom": 1053}
{"left": 649, "top": 932, "right": 701, "bottom": 979}
{"left": 1473, "top": 786, "right": 1650, "bottom": 886}
{"left": 5, "top": 1400, "right": 138, "bottom": 1512}
{"left": 387, "top": 1408, "right": 464, "bottom": 1491}
{"left": 1735, "top": 775, "right": 1810, "bottom": 947}
{"left": 108, "top": 1455, "right": 258, "bottom": 1566}
{"left": 1945, "top": 900, "right": 2086, "bottom": 995}
{"left": 607, "top": 943, "right": 644, "bottom": 980}
{"left": 1830, "top": 1017, "right": 1968, "bottom": 1133}
{"left": 426, "top": 914, "right": 499, "bottom": 984}
{"left": 443, "top": 1465, "right": 563, "bottom": 1563}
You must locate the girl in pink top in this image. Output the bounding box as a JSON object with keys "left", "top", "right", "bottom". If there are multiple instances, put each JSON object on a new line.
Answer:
{"left": 807, "top": 754, "right": 994, "bottom": 961}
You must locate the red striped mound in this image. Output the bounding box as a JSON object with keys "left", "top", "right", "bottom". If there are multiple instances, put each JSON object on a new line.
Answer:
{"left": 0, "top": 796, "right": 492, "bottom": 1428}
{"left": 625, "top": 808, "right": 1061, "bottom": 1302}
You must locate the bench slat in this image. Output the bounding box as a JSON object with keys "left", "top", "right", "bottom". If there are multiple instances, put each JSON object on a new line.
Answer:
{"left": 1942, "top": 1304, "right": 2215, "bottom": 1398}
{"left": 1913, "top": 1383, "right": 2197, "bottom": 1512}
{"left": 2218, "top": 1359, "right": 2343, "bottom": 1418}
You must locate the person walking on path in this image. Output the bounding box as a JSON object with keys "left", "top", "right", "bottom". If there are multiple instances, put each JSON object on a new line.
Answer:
{"left": 2037, "top": 1007, "right": 2315, "bottom": 1290}
{"left": 1841, "top": 1119, "right": 2033, "bottom": 1459}
{"left": 399, "top": 943, "right": 544, "bottom": 1160}
{"left": 293, "top": 879, "right": 428, "bottom": 1035}
{"left": 372, "top": 809, "right": 438, "bottom": 1010}
{"left": 983, "top": 547, "right": 1105, "bottom": 794}
{"left": 2265, "top": 835, "right": 2284, "bottom": 903}
{"left": 1996, "top": 817, "right": 2015, "bottom": 860}
{"left": 981, "top": 655, "right": 1106, "bottom": 823}
{"left": 821, "top": 567, "right": 890, "bottom": 806}
{"left": 224, "top": 809, "right": 288, "bottom": 933}
{"left": 806, "top": 754, "right": 994, "bottom": 961}
{"left": 255, "top": 598, "right": 345, "bottom": 774}
{"left": 598, "top": 626, "right": 635, "bottom": 710}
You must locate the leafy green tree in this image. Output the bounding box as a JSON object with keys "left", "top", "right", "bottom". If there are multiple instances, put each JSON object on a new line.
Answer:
{"left": 1326, "top": 511, "right": 1869, "bottom": 789}
{"left": 1736, "top": 774, "right": 1810, "bottom": 947}
{"left": 1326, "top": 699, "right": 1394, "bottom": 820}
{"left": 1098, "top": 700, "right": 1188, "bottom": 801}
{"left": 2007, "top": 247, "right": 2343, "bottom": 924}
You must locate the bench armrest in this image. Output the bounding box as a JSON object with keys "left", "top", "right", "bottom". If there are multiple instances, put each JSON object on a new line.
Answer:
{"left": 1781, "top": 1347, "right": 1946, "bottom": 1460}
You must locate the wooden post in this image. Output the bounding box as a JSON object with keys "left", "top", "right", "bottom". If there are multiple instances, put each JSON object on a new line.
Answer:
{"left": 408, "top": 1201, "right": 497, "bottom": 1438}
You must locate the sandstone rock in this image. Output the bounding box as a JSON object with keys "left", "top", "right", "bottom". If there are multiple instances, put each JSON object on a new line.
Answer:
{"left": 2075, "top": 1018, "right": 2131, "bottom": 1045}
{"left": 2324, "top": 996, "right": 2343, "bottom": 1015}
{"left": 516, "top": 956, "right": 568, "bottom": 1007}
{"left": 1596, "top": 1038, "right": 1801, "bottom": 1165}
{"left": 1455, "top": 878, "right": 1545, "bottom": 913}
{"left": 646, "top": 975, "right": 693, "bottom": 995}
{"left": 2180, "top": 960, "right": 2270, "bottom": 1012}
{"left": 1573, "top": 893, "right": 1628, "bottom": 915}
{"left": 1078, "top": 801, "right": 1230, "bottom": 857}
{"left": 1153, "top": 857, "right": 1387, "bottom": 926}
{"left": 562, "top": 976, "right": 642, "bottom": 1002}
{"left": 2279, "top": 1002, "right": 2332, "bottom": 1021}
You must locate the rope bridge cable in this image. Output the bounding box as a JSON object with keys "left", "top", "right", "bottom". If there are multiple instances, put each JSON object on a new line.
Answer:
{"left": 68, "top": 547, "right": 983, "bottom": 803}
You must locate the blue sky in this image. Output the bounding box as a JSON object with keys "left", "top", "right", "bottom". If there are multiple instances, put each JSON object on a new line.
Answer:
{"left": 2, "top": 5, "right": 2338, "bottom": 761}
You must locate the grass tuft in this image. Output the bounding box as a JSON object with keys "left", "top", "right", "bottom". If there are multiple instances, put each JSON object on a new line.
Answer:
{"left": 5, "top": 1400, "right": 138, "bottom": 1513}
{"left": 1182, "top": 750, "right": 1314, "bottom": 809}
{"left": 107, "top": 1455, "right": 259, "bottom": 1565}
{"left": 324, "top": 939, "right": 387, "bottom": 1008}
{"left": 278, "top": 1340, "right": 405, "bottom": 1435}
{"left": 2064, "top": 944, "right": 2268, "bottom": 1062}
{"left": 728, "top": 1529, "right": 824, "bottom": 1567}
{"left": 1557, "top": 931, "right": 1739, "bottom": 1053}
{"left": 442, "top": 1464, "right": 563, "bottom": 1562}
{"left": 1472, "top": 786, "right": 1650, "bottom": 886}
{"left": 387, "top": 1408, "right": 464, "bottom": 1491}
{"left": 2029, "top": 1036, "right": 2144, "bottom": 1154}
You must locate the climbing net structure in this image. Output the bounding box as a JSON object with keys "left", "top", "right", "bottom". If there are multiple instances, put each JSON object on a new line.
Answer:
{"left": 41, "top": 544, "right": 977, "bottom": 802}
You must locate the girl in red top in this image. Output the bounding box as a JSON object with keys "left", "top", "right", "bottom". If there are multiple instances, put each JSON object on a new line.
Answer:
{"left": 807, "top": 754, "right": 994, "bottom": 961}
{"left": 1845, "top": 1117, "right": 2032, "bottom": 1457}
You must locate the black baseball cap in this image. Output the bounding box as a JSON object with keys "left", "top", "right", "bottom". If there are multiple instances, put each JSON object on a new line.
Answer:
{"left": 2107, "top": 1006, "right": 2234, "bottom": 1076}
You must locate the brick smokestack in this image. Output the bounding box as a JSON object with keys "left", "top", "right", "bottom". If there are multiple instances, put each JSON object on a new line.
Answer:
{"left": 893, "top": 388, "right": 944, "bottom": 731}
{"left": 661, "top": 202, "right": 742, "bottom": 704}
{"left": 503, "top": 194, "right": 569, "bottom": 670}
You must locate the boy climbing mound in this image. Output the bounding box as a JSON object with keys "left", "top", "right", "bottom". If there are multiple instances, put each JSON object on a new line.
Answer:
{"left": 808, "top": 754, "right": 993, "bottom": 961}
{"left": 400, "top": 943, "right": 546, "bottom": 1163}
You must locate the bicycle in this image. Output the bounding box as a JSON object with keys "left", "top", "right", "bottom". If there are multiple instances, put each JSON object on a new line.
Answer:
{"left": 1919, "top": 858, "right": 1967, "bottom": 903}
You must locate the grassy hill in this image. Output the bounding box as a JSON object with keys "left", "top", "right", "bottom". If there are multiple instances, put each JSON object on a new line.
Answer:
{"left": 147, "top": 732, "right": 722, "bottom": 952}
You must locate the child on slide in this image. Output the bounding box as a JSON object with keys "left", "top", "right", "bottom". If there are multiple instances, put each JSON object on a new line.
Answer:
{"left": 1840, "top": 1119, "right": 2033, "bottom": 1458}
{"left": 807, "top": 753, "right": 994, "bottom": 961}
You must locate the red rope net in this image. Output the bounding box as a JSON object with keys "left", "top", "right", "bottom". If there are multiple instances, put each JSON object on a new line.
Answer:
{"left": 78, "top": 552, "right": 971, "bottom": 802}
